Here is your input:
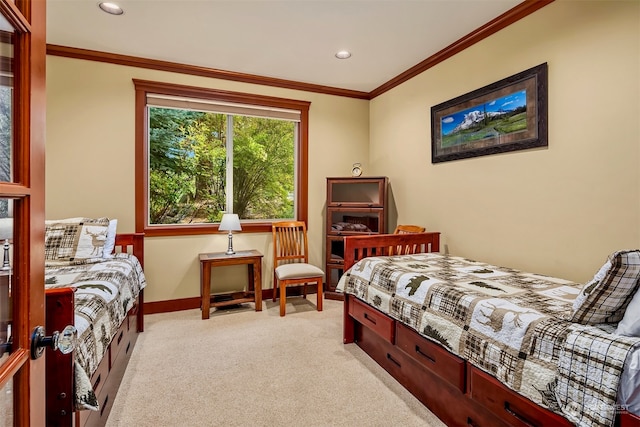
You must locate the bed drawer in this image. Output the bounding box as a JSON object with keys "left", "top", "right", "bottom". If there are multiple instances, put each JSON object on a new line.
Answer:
{"left": 349, "top": 297, "right": 395, "bottom": 343}
{"left": 90, "top": 356, "right": 110, "bottom": 399}
{"left": 469, "top": 367, "right": 573, "bottom": 427}
{"left": 396, "top": 323, "right": 465, "bottom": 392}
{"left": 109, "top": 320, "right": 128, "bottom": 368}
{"left": 128, "top": 309, "right": 138, "bottom": 334}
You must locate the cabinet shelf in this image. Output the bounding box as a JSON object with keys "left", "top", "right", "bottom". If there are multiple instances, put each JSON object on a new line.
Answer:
{"left": 325, "top": 177, "right": 387, "bottom": 299}
{"left": 209, "top": 292, "right": 255, "bottom": 308}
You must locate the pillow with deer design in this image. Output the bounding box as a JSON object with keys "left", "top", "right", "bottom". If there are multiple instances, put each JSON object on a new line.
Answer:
{"left": 44, "top": 217, "right": 111, "bottom": 264}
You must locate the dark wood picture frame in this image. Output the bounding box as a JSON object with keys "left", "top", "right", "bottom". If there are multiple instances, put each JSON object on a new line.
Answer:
{"left": 431, "top": 63, "right": 547, "bottom": 163}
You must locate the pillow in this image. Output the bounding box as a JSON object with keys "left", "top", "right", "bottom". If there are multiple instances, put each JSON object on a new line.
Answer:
{"left": 571, "top": 250, "right": 640, "bottom": 325}
{"left": 616, "top": 286, "right": 640, "bottom": 336}
{"left": 102, "top": 219, "right": 118, "bottom": 259}
{"left": 45, "top": 217, "right": 111, "bottom": 263}
{"left": 331, "top": 222, "right": 371, "bottom": 232}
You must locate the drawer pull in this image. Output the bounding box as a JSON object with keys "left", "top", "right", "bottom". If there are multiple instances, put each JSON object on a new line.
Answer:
{"left": 415, "top": 345, "right": 436, "bottom": 363}
{"left": 117, "top": 330, "right": 124, "bottom": 345}
{"left": 100, "top": 395, "right": 109, "bottom": 416}
{"left": 504, "top": 402, "right": 535, "bottom": 427}
{"left": 92, "top": 374, "right": 101, "bottom": 390}
{"left": 386, "top": 353, "right": 401, "bottom": 367}
{"left": 467, "top": 417, "right": 479, "bottom": 427}
{"left": 363, "top": 312, "right": 377, "bottom": 325}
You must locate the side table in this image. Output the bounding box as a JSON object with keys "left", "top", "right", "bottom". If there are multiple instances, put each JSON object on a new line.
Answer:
{"left": 200, "top": 250, "right": 264, "bottom": 319}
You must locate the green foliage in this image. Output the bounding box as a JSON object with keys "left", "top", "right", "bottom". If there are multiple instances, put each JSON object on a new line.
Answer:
{"left": 149, "top": 107, "right": 295, "bottom": 224}
{"left": 232, "top": 116, "right": 294, "bottom": 219}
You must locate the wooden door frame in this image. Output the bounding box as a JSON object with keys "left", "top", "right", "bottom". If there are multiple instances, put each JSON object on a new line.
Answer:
{"left": 26, "top": 0, "right": 47, "bottom": 423}
{"left": 0, "top": 0, "right": 46, "bottom": 424}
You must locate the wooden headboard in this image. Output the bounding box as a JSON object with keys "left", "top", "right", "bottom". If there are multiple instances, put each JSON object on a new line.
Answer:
{"left": 343, "top": 232, "right": 441, "bottom": 270}
{"left": 114, "top": 233, "right": 144, "bottom": 268}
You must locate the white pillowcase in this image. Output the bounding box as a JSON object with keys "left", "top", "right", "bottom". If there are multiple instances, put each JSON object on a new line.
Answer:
{"left": 616, "top": 281, "right": 640, "bottom": 336}
{"left": 102, "top": 219, "right": 118, "bottom": 258}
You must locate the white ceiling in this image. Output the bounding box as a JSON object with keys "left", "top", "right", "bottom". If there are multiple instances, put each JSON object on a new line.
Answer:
{"left": 46, "top": 0, "right": 523, "bottom": 93}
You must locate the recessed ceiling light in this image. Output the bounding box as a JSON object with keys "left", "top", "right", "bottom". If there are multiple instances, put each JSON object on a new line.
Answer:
{"left": 98, "top": 2, "right": 124, "bottom": 15}
{"left": 335, "top": 50, "right": 352, "bottom": 59}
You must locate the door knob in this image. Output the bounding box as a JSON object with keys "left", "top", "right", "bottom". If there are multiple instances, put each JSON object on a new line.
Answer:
{"left": 30, "top": 325, "right": 77, "bottom": 360}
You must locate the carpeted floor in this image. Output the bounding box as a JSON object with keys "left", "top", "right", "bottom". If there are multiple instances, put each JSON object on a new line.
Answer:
{"left": 106, "top": 298, "right": 446, "bottom": 427}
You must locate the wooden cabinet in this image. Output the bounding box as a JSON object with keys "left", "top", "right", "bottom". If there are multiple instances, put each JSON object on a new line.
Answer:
{"left": 325, "top": 177, "right": 387, "bottom": 298}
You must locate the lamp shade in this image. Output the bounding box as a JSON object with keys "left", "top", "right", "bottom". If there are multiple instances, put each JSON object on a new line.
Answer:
{"left": 219, "top": 214, "right": 241, "bottom": 232}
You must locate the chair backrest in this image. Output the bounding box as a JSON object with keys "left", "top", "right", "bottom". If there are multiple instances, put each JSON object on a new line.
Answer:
{"left": 391, "top": 225, "right": 426, "bottom": 255}
{"left": 272, "top": 221, "right": 310, "bottom": 268}
{"left": 394, "top": 224, "right": 426, "bottom": 234}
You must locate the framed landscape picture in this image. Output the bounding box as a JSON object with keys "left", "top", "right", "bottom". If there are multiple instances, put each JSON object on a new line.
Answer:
{"left": 431, "top": 63, "right": 548, "bottom": 163}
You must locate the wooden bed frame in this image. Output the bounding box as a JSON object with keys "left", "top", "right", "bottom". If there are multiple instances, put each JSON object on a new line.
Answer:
{"left": 342, "top": 232, "right": 640, "bottom": 427}
{"left": 45, "top": 233, "right": 145, "bottom": 427}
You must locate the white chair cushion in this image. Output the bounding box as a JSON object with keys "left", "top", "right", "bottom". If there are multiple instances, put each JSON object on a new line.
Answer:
{"left": 276, "top": 263, "right": 324, "bottom": 280}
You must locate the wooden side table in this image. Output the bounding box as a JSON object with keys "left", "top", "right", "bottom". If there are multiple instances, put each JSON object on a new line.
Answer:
{"left": 200, "top": 250, "right": 263, "bottom": 319}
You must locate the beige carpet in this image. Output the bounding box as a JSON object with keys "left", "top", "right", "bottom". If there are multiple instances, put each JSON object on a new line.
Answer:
{"left": 106, "top": 298, "right": 446, "bottom": 427}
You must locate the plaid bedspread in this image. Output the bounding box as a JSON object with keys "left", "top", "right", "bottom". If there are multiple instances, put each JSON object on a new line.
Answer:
{"left": 45, "top": 253, "right": 146, "bottom": 411}
{"left": 337, "top": 253, "right": 640, "bottom": 427}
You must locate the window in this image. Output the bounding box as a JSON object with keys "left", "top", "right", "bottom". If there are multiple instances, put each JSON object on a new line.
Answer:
{"left": 134, "top": 80, "right": 310, "bottom": 236}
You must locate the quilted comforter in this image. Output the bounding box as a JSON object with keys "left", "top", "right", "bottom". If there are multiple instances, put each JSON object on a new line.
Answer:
{"left": 44, "top": 253, "right": 146, "bottom": 411}
{"left": 337, "top": 252, "right": 640, "bottom": 427}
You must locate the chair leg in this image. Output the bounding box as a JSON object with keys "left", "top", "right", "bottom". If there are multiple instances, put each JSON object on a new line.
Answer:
{"left": 303, "top": 282, "right": 307, "bottom": 299}
{"left": 317, "top": 278, "right": 323, "bottom": 312}
{"left": 280, "top": 281, "right": 287, "bottom": 317}
{"left": 273, "top": 276, "right": 277, "bottom": 302}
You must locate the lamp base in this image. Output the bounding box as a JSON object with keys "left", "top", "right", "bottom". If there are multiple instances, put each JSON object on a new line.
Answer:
{"left": 1, "top": 239, "right": 9, "bottom": 270}
{"left": 225, "top": 232, "right": 235, "bottom": 255}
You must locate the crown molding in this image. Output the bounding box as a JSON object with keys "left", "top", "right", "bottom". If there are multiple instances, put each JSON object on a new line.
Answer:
{"left": 46, "top": 44, "right": 370, "bottom": 100}
{"left": 369, "top": 0, "right": 554, "bottom": 98}
{"left": 46, "top": 0, "right": 553, "bottom": 101}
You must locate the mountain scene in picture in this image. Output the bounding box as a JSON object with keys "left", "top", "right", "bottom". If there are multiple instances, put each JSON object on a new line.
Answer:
{"left": 440, "top": 89, "right": 527, "bottom": 148}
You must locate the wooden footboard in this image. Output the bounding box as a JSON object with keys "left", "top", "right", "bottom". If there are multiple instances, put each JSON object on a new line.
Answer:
{"left": 342, "top": 232, "right": 440, "bottom": 344}
{"left": 341, "top": 232, "right": 639, "bottom": 427}
{"left": 45, "top": 233, "right": 145, "bottom": 427}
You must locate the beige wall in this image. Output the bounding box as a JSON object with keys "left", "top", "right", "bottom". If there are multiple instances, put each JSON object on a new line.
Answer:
{"left": 46, "top": 60, "right": 369, "bottom": 302}
{"left": 370, "top": 1, "right": 640, "bottom": 282}
{"left": 47, "top": 1, "right": 639, "bottom": 302}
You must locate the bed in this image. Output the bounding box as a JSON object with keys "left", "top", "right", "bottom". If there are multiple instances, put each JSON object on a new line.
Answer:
{"left": 338, "top": 232, "right": 640, "bottom": 427}
{"left": 43, "top": 218, "right": 145, "bottom": 427}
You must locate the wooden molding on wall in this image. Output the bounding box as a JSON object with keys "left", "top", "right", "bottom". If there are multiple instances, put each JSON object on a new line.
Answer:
{"left": 369, "top": 0, "right": 555, "bottom": 98}
{"left": 144, "top": 287, "right": 321, "bottom": 315}
{"left": 45, "top": 44, "right": 370, "bottom": 100}
{"left": 46, "top": 1, "right": 553, "bottom": 101}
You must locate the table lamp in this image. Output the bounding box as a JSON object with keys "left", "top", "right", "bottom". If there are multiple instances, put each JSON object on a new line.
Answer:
{"left": 0, "top": 217, "right": 12, "bottom": 270}
{"left": 219, "top": 213, "right": 241, "bottom": 255}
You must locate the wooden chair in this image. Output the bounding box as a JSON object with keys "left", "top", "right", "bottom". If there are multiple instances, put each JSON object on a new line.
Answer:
{"left": 272, "top": 221, "right": 324, "bottom": 317}
{"left": 393, "top": 224, "right": 426, "bottom": 234}
{"left": 391, "top": 224, "right": 426, "bottom": 255}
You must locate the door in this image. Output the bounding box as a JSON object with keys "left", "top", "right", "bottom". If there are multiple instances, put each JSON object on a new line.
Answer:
{"left": 0, "top": 0, "right": 46, "bottom": 425}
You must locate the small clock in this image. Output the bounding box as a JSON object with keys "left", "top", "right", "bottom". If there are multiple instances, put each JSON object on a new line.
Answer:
{"left": 351, "top": 163, "right": 362, "bottom": 177}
